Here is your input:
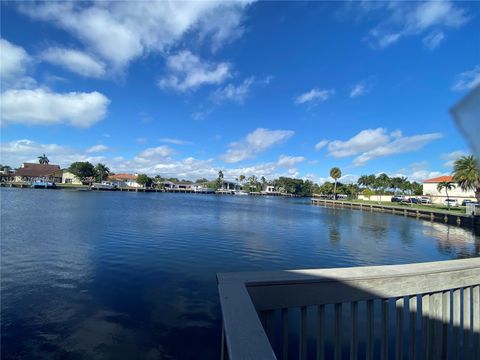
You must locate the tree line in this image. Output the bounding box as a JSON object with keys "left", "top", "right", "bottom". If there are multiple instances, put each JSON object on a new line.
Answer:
{"left": 12, "top": 154, "right": 480, "bottom": 200}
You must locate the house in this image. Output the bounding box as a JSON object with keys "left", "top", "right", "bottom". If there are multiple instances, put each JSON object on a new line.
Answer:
{"left": 163, "top": 181, "right": 196, "bottom": 191}
{"left": 423, "top": 175, "right": 476, "bottom": 203}
{"left": 264, "top": 185, "right": 276, "bottom": 193}
{"left": 14, "top": 163, "right": 62, "bottom": 183}
{"left": 219, "top": 180, "right": 241, "bottom": 191}
{"left": 108, "top": 174, "right": 141, "bottom": 188}
{"left": 62, "top": 170, "right": 83, "bottom": 185}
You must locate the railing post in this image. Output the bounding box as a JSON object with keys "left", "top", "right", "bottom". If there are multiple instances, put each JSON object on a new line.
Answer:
{"left": 317, "top": 305, "right": 325, "bottom": 360}
{"left": 367, "top": 300, "right": 374, "bottom": 360}
{"left": 464, "top": 287, "right": 471, "bottom": 360}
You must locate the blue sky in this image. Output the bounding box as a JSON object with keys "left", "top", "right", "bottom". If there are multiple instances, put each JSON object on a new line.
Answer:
{"left": 1, "top": 1, "right": 479, "bottom": 183}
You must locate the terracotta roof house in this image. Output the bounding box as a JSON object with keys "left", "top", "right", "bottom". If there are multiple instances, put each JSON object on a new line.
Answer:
{"left": 14, "top": 163, "right": 62, "bottom": 183}
{"left": 108, "top": 173, "right": 141, "bottom": 188}
{"left": 423, "top": 175, "right": 454, "bottom": 183}
{"left": 422, "top": 175, "right": 475, "bottom": 202}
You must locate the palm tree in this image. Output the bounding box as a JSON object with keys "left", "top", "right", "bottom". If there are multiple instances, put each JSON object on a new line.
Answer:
{"left": 239, "top": 174, "right": 245, "bottom": 184}
{"left": 437, "top": 181, "right": 456, "bottom": 209}
{"left": 452, "top": 155, "right": 480, "bottom": 202}
{"left": 217, "top": 170, "right": 224, "bottom": 190}
{"left": 358, "top": 175, "right": 369, "bottom": 189}
{"left": 261, "top": 176, "right": 267, "bottom": 190}
{"left": 94, "top": 163, "right": 110, "bottom": 182}
{"left": 38, "top": 154, "right": 49, "bottom": 164}
{"left": 330, "top": 167, "right": 342, "bottom": 200}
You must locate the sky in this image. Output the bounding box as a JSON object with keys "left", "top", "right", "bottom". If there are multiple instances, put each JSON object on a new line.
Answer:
{"left": 0, "top": 0, "right": 479, "bottom": 183}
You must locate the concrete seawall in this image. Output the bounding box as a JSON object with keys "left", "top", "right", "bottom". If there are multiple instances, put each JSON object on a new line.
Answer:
{"left": 311, "top": 198, "right": 480, "bottom": 234}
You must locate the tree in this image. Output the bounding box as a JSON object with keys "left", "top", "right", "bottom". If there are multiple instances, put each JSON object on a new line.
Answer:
{"left": 38, "top": 154, "right": 49, "bottom": 164}
{"left": 362, "top": 188, "right": 375, "bottom": 201}
{"left": 137, "top": 174, "right": 153, "bottom": 188}
{"left": 216, "top": 170, "right": 224, "bottom": 189}
{"left": 452, "top": 155, "right": 480, "bottom": 202}
{"left": 69, "top": 162, "right": 95, "bottom": 187}
{"left": 437, "top": 181, "right": 456, "bottom": 209}
{"left": 239, "top": 174, "right": 245, "bottom": 184}
{"left": 261, "top": 176, "right": 267, "bottom": 189}
{"left": 94, "top": 163, "right": 110, "bottom": 182}
{"left": 330, "top": 167, "right": 342, "bottom": 200}
{"left": 376, "top": 173, "right": 390, "bottom": 201}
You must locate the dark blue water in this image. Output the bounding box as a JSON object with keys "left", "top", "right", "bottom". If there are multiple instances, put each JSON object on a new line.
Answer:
{"left": 1, "top": 188, "right": 478, "bottom": 359}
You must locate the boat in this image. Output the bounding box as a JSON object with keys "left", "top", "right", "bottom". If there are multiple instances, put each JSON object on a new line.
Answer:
{"left": 234, "top": 190, "right": 249, "bottom": 196}
{"left": 92, "top": 181, "right": 117, "bottom": 190}
{"left": 194, "top": 186, "right": 216, "bottom": 194}
{"left": 31, "top": 181, "right": 56, "bottom": 189}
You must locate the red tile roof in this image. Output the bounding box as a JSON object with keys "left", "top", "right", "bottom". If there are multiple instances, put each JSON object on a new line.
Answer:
{"left": 15, "top": 163, "right": 61, "bottom": 177}
{"left": 423, "top": 175, "right": 453, "bottom": 183}
{"left": 109, "top": 173, "right": 137, "bottom": 181}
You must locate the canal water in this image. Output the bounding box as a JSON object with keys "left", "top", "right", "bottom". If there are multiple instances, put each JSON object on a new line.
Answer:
{"left": 1, "top": 188, "right": 479, "bottom": 359}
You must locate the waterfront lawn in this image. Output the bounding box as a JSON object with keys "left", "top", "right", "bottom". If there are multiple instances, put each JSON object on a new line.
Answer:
{"left": 345, "top": 199, "right": 468, "bottom": 215}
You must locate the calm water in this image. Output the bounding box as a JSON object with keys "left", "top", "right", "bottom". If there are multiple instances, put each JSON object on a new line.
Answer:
{"left": 1, "top": 188, "right": 479, "bottom": 359}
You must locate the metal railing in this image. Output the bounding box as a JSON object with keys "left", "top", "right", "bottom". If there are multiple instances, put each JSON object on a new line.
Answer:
{"left": 217, "top": 258, "right": 480, "bottom": 359}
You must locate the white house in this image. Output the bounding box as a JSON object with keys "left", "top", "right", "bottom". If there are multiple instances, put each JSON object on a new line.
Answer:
{"left": 108, "top": 174, "right": 141, "bottom": 188}
{"left": 423, "top": 175, "right": 476, "bottom": 203}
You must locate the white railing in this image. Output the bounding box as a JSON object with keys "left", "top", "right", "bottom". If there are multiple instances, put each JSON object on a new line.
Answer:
{"left": 218, "top": 258, "right": 480, "bottom": 359}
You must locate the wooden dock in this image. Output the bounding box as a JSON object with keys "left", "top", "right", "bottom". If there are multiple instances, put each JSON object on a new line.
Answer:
{"left": 311, "top": 198, "right": 480, "bottom": 233}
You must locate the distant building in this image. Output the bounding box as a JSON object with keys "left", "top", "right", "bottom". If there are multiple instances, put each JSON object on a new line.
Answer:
{"left": 163, "top": 181, "right": 196, "bottom": 191}
{"left": 62, "top": 170, "right": 82, "bottom": 185}
{"left": 14, "top": 163, "right": 62, "bottom": 183}
{"left": 108, "top": 173, "right": 141, "bottom": 188}
{"left": 423, "top": 175, "right": 475, "bottom": 203}
{"left": 264, "top": 185, "right": 276, "bottom": 193}
{"left": 219, "top": 180, "right": 241, "bottom": 191}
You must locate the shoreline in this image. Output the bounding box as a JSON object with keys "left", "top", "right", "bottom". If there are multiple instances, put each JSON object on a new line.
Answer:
{"left": 312, "top": 198, "right": 480, "bottom": 234}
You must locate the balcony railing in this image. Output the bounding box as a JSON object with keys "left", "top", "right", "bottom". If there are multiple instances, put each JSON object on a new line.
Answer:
{"left": 217, "top": 258, "right": 480, "bottom": 359}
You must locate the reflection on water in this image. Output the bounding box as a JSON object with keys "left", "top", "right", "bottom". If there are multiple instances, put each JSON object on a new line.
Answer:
{"left": 1, "top": 189, "right": 478, "bottom": 359}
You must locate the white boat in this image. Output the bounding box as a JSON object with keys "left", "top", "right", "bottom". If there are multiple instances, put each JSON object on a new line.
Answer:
{"left": 194, "top": 186, "right": 215, "bottom": 194}
{"left": 234, "top": 190, "right": 249, "bottom": 196}
{"left": 92, "top": 181, "right": 116, "bottom": 190}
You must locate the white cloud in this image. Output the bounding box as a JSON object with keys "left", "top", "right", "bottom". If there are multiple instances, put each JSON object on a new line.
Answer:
{"left": 441, "top": 150, "right": 468, "bottom": 168}
{"left": 0, "top": 88, "right": 110, "bottom": 128}
{"left": 18, "top": 1, "right": 252, "bottom": 70}
{"left": 326, "top": 128, "right": 442, "bottom": 166}
{"left": 0, "top": 139, "right": 106, "bottom": 168}
{"left": 40, "top": 47, "right": 106, "bottom": 78}
{"left": 159, "top": 138, "right": 193, "bottom": 146}
{"left": 422, "top": 31, "right": 445, "bottom": 50}
{"left": 451, "top": 65, "right": 480, "bottom": 91}
{"left": 314, "top": 140, "right": 329, "bottom": 151}
{"left": 0, "top": 38, "right": 35, "bottom": 88}
{"left": 361, "top": 1, "right": 469, "bottom": 49}
{"left": 136, "top": 137, "right": 148, "bottom": 144}
{"left": 86, "top": 144, "right": 109, "bottom": 153}
{"left": 295, "top": 88, "right": 334, "bottom": 106}
{"left": 328, "top": 128, "right": 391, "bottom": 158}
{"left": 211, "top": 76, "right": 271, "bottom": 104}
{"left": 158, "top": 50, "right": 231, "bottom": 92}
{"left": 220, "top": 128, "right": 294, "bottom": 163}
{"left": 135, "top": 146, "right": 175, "bottom": 161}
{"left": 277, "top": 155, "right": 305, "bottom": 168}
{"left": 392, "top": 161, "right": 445, "bottom": 182}
{"left": 350, "top": 81, "right": 372, "bottom": 98}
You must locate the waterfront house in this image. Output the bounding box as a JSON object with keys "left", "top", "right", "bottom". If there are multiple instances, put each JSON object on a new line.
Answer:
{"left": 14, "top": 163, "right": 62, "bottom": 183}
{"left": 62, "top": 170, "right": 83, "bottom": 185}
{"left": 219, "top": 180, "right": 241, "bottom": 191}
{"left": 108, "top": 173, "right": 141, "bottom": 188}
{"left": 422, "top": 175, "right": 476, "bottom": 203}
{"left": 163, "top": 181, "right": 196, "bottom": 191}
